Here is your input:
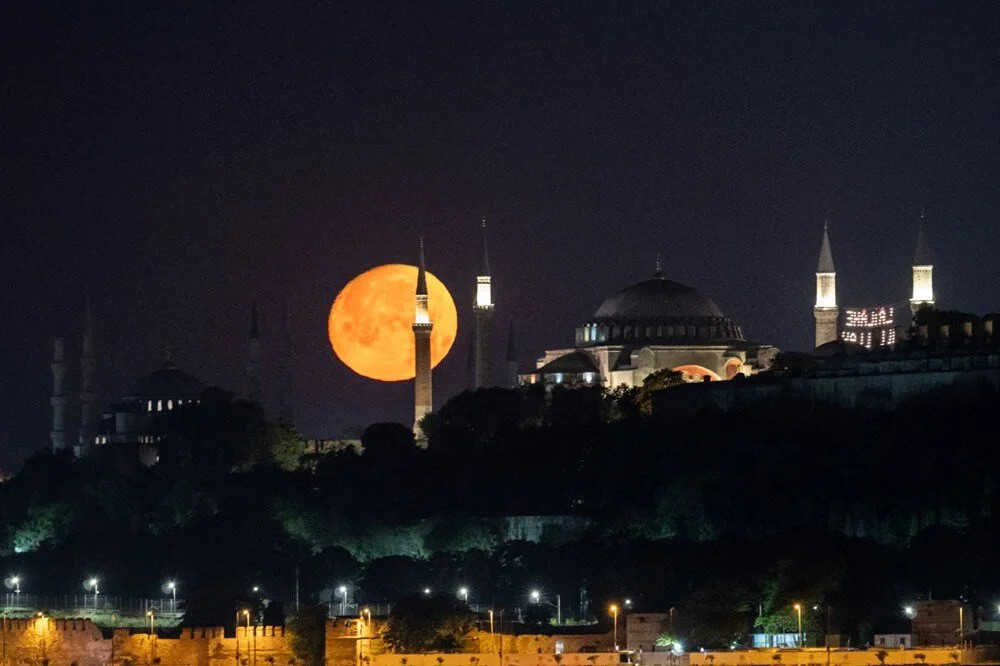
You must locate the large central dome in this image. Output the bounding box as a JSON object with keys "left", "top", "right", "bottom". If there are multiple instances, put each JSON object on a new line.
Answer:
{"left": 576, "top": 270, "right": 745, "bottom": 347}
{"left": 594, "top": 276, "right": 726, "bottom": 320}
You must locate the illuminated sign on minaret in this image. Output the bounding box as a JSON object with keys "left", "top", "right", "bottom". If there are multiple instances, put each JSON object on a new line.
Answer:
{"left": 472, "top": 218, "right": 494, "bottom": 388}
{"left": 814, "top": 221, "right": 839, "bottom": 348}
{"left": 413, "top": 238, "right": 433, "bottom": 439}
{"left": 910, "top": 211, "right": 935, "bottom": 316}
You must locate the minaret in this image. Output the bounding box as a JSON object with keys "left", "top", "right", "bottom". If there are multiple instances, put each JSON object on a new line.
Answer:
{"left": 413, "top": 238, "right": 434, "bottom": 439}
{"left": 248, "top": 302, "right": 262, "bottom": 404}
{"left": 277, "top": 299, "right": 295, "bottom": 425}
{"left": 505, "top": 318, "right": 518, "bottom": 389}
{"left": 51, "top": 338, "right": 68, "bottom": 452}
{"left": 77, "top": 299, "right": 97, "bottom": 457}
{"left": 910, "top": 211, "right": 935, "bottom": 316}
{"left": 814, "top": 221, "right": 839, "bottom": 348}
{"left": 472, "top": 218, "right": 494, "bottom": 388}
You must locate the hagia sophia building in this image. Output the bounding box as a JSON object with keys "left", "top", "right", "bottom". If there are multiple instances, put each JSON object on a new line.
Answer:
{"left": 49, "top": 214, "right": 939, "bottom": 459}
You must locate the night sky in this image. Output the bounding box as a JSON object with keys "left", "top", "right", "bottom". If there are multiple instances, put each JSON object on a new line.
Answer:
{"left": 2, "top": 2, "right": 998, "bottom": 469}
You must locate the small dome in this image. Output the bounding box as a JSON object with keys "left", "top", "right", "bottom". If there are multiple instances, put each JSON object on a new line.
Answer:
{"left": 594, "top": 277, "right": 726, "bottom": 320}
{"left": 813, "top": 339, "right": 867, "bottom": 358}
{"left": 127, "top": 361, "right": 205, "bottom": 399}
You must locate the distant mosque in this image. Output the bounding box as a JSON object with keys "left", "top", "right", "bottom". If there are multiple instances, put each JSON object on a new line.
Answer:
{"left": 49, "top": 300, "right": 293, "bottom": 465}
{"left": 813, "top": 212, "right": 935, "bottom": 352}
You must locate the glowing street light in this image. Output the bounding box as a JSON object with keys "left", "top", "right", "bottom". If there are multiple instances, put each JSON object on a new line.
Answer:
{"left": 11, "top": 576, "right": 20, "bottom": 595}
{"left": 338, "top": 586, "right": 348, "bottom": 616}
{"left": 904, "top": 606, "right": 915, "bottom": 618}
{"left": 166, "top": 581, "right": 177, "bottom": 610}
{"left": 530, "top": 590, "right": 541, "bottom": 603}
{"left": 488, "top": 609, "right": 494, "bottom": 635}
{"left": 422, "top": 587, "right": 431, "bottom": 596}
{"left": 624, "top": 598, "right": 632, "bottom": 608}
{"left": 458, "top": 587, "right": 469, "bottom": 602}
{"left": 610, "top": 604, "right": 619, "bottom": 651}
{"left": 793, "top": 604, "right": 803, "bottom": 647}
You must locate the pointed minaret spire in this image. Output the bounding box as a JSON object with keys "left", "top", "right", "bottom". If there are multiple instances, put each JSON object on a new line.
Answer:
{"left": 412, "top": 238, "right": 434, "bottom": 440}
{"left": 479, "top": 217, "right": 490, "bottom": 275}
{"left": 505, "top": 317, "right": 519, "bottom": 389}
{"left": 247, "top": 302, "right": 262, "bottom": 404}
{"left": 910, "top": 209, "right": 935, "bottom": 315}
{"left": 654, "top": 253, "right": 664, "bottom": 278}
{"left": 472, "top": 218, "right": 495, "bottom": 388}
{"left": 416, "top": 236, "right": 428, "bottom": 297}
{"left": 814, "top": 221, "right": 838, "bottom": 348}
{"left": 51, "top": 338, "right": 68, "bottom": 452}
{"left": 78, "top": 297, "right": 97, "bottom": 457}
{"left": 817, "top": 219, "right": 835, "bottom": 273}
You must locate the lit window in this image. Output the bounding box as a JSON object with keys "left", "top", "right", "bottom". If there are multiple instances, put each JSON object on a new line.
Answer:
{"left": 147, "top": 400, "right": 152, "bottom": 411}
{"left": 167, "top": 399, "right": 173, "bottom": 410}
{"left": 157, "top": 400, "right": 162, "bottom": 412}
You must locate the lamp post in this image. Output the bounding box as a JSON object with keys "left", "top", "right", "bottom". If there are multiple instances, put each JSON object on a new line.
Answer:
{"left": 146, "top": 611, "right": 156, "bottom": 662}
{"left": 458, "top": 587, "right": 469, "bottom": 603}
{"left": 610, "top": 605, "right": 619, "bottom": 651}
{"left": 959, "top": 606, "right": 964, "bottom": 643}
{"left": 529, "top": 590, "right": 562, "bottom": 625}
{"left": 11, "top": 577, "right": 19, "bottom": 596}
{"left": 488, "top": 609, "right": 494, "bottom": 635}
{"left": 338, "top": 586, "right": 348, "bottom": 616}
{"left": 167, "top": 581, "right": 177, "bottom": 612}
{"left": 793, "top": 604, "right": 803, "bottom": 647}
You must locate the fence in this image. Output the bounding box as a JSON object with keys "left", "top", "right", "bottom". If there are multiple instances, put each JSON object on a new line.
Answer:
{"left": 1, "top": 593, "right": 184, "bottom": 617}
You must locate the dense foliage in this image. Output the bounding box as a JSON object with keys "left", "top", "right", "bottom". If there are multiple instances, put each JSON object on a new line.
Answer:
{"left": 1, "top": 380, "right": 999, "bottom": 647}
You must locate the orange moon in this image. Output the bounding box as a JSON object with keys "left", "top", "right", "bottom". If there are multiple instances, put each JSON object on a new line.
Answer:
{"left": 328, "top": 264, "right": 458, "bottom": 382}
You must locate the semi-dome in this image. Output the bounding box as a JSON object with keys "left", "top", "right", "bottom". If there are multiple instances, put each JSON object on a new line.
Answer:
{"left": 576, "top": 270, "right": 745, "bottom": 347}
{"left": 126, "top": 360, "right": 205, "bottom": 399}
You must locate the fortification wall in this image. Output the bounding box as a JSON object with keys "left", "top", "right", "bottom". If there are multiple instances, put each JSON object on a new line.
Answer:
{"left": 0, "top": 619, "right": 293, "bottom": 666}
{"left": 368, "top": 653, "right": 619, "bottom": 666}
{"left": 688, "top": 648, "right": 969, "bottom": 666}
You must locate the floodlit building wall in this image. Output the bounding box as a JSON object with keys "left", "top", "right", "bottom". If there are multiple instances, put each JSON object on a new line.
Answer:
{"left": 689, "top": 648, "right": 966, "bottom": 666}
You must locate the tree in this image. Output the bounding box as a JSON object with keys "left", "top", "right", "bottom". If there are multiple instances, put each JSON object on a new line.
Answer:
{"left": 636, "top": 369, "right": 685, "bottom": 414}
{"left": 382, "top": 595, "right": 475, "bottom": 653}
{"left": 288, "top": 605, "right": 327, "bottom": 666}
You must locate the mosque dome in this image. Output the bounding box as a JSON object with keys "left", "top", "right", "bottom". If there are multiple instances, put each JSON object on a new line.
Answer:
{"left": 594, "top": 276, "right": 727, "bottom": 320}
{"left": 576, "top": 269, "right": 745, "bottom": 347}
{"left": 126, "top": 360, "right": 205, "bottom": 399}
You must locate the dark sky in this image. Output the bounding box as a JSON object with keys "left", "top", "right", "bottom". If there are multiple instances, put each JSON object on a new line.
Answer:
{"left": 2, "top": 2, "right": 998, "bottom": 469}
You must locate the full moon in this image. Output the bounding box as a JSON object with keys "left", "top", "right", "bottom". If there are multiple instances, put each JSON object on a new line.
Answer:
{"left": 328, "top": 264, "right": 458, "bottom": 382}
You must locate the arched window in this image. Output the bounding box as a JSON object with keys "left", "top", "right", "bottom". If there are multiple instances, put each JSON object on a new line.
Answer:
{"left": 157, "top": 400, "right": 163, "bottom": 412}
{"left": 167, "top": 399, "right": 174, "bottom": 410}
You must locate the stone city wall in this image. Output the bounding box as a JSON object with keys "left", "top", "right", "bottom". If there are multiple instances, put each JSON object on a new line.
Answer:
{"left": 0, "top": 618, "right": 294, "bottom": 666}
{"left": 367, "top": 654, "right": 620, "bottom": 666}
{"left": 688, "top": 648, "right": 971, "bottom": 666}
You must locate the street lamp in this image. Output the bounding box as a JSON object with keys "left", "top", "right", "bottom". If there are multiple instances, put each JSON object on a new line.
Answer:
{"left": 793, "top": 604, "right": 803, "bottom": 647}
{"left": 530, "top": 590, "right": 540, "bottom": 603}
{"left": 11, "top": 577, "right": 20, "bottom": 595}
{"left": 338, "top": 586, "right": 348, "bottom": 615}
{"left": 167, "top": 581, "right": 177, "bottom": 611}
{"left": 610, "top": 605, "right": 619, "bottom": 651}
{"left": 488, "top": 609, "right": 494, "bottom": 635}
{"left": 624, "top": 598, "right": 632, "bottom": 608}
{"left": 529, "top": 590, "right": 562, "bottom": 625}
{"left": 904, "top": 606, "right": 915, "bottom": 619}
{"left": 458, "top": 587, "right": 469, "bottom": 603}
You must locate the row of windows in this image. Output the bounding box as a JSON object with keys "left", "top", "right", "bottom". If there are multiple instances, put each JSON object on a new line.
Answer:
{"left": 145, "top": 398, "right": 196, "bottom": 412}
{"left": 578, "top": 322, "right": 741, "bottom": 343}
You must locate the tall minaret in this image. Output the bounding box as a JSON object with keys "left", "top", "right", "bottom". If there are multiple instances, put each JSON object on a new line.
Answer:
{"left": 814, "top": 221, "right": 839, "bottom": 348}
{"left": 78, "top": 299, "right": 97, "bottom": 457}
{"left": 505, "top": 318, "right": 518, "bottom": 389}
{"left": 472, "top": 218, "right": 494, "bottom": 388}
{"left": 51, "top": 338, "right": 68, "bottom": 452}
{"left": 413, "top": 238, "right": 434, "bottom": 439}
{"left": 277, "top": 299, "right": 295, "bottom": 425}
{"left": 910, "top": 211, "right": 935, "bottom": 316}
{"left": 248, "top": 302, "right": 262, "bottom": 404}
